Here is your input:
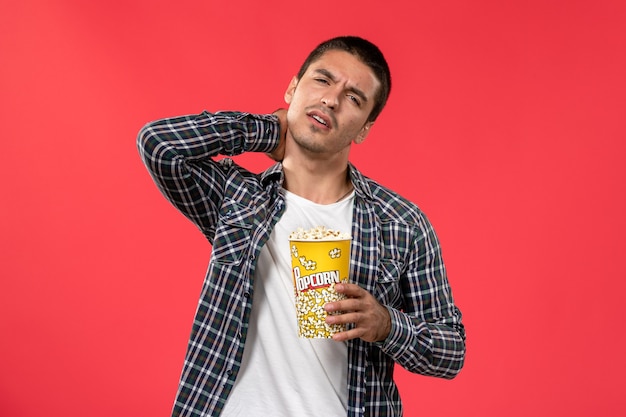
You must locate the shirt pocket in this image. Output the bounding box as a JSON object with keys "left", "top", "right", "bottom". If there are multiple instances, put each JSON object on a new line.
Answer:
{"left": 375, "top": 259, "right": 403, "bottom": 307}
{"left": 211, "top": 200, "right": 254, "bottom": 265}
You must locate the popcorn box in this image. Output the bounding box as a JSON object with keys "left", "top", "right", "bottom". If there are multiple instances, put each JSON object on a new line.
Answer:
{"left": 289, "top": 227, "right": 351, "bottom": 339}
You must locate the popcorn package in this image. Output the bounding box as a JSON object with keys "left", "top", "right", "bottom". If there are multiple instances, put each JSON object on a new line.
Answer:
{"left": 289, "top": 226, "right": 351, "bottom": 339}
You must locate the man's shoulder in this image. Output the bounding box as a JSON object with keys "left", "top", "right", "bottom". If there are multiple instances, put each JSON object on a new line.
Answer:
{"left": 352, "top": 169, "right": 426, "bottom": 226}
{"left": 370, "top": 181, "right": 420, "bottom": 215}
{"left": 216, "top": 158, "right": 279, "bottom": 180}
{"left": 213, "top": 158, "right": 277, "bottom": 203}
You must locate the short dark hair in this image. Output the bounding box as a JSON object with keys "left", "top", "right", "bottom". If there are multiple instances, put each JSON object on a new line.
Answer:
{"left": 296, "top": 36, "right": 392, "bottom": 122}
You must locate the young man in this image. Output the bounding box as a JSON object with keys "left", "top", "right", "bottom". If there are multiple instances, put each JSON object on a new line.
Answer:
{"left": 138, "top": 36, "right": 465, "bottom": 417}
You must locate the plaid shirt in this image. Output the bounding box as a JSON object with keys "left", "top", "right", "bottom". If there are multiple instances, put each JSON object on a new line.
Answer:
{"left": 137, "top": 111, "right": 466, "bottom": 417}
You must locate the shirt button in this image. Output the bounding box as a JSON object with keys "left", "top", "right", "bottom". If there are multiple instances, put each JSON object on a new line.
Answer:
{"left": 226, "top": 369, "right": 232, "bottom": 376}
{"left": 244, "top": 292, "right": 250, "bottom": 298}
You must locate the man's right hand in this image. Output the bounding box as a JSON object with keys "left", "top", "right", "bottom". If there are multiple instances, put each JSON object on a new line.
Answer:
{"left": 267, "top": 108, "right": 287, "bottom": 162}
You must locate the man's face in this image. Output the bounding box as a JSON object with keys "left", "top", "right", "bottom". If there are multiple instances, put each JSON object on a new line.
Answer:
{"left": 284, "top": 49, "right": 380, "bottom": 157}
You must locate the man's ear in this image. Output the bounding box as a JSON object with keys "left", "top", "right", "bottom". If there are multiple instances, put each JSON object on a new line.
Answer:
{"left": 354, "top": 122, "right": 374, "bottom": 144}
{"left": 284, "top": 76, "right": 298, "bottom": 104}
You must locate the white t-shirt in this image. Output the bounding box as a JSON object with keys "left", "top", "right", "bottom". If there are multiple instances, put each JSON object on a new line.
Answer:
{"left": 221, "top": 189, "right": 354, "bottom": 417}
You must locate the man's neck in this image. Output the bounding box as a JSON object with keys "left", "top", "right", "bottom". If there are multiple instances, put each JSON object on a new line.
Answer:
{"left": 281, "top": 157, "right": 353, "bottom": 205}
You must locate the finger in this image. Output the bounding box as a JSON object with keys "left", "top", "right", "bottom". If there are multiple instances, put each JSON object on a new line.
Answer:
{"left": 331, "top": 327, "right": 365, "bottom": 342}
{"left": 335, "top": 283, "right": 366, "bottom": 297}
{"left": 324, "top": 298, "right": 363, "bottom": 313}
{"left": 325, "top": 311, "right": 362, "bottom": 326}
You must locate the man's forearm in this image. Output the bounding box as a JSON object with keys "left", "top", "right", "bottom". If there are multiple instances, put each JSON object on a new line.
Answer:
{"left": 137, "top": 111, "right": 280, "bottom": 177}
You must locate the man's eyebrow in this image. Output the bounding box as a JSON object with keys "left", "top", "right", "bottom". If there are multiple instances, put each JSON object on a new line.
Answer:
{"left": 313, "top": 68, "right": 369, "bottom": 103}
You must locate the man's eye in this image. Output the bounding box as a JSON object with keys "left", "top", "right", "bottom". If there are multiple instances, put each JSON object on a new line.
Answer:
{"left": 348, "top": 95, "right": 361, "bottom": 106}
{"left": 315, "top": 78, "right": 329, "bottom": 84}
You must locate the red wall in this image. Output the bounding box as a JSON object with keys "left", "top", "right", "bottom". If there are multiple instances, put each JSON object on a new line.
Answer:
{"left": 1, "top": 1, "right": 625, "bottom": 416}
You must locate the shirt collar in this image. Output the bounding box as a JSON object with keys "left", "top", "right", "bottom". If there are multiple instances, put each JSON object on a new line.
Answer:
{"left": 347, "top": 162, "right": 374, "bottom": 201}
{"left": 260, "top": 162, "right": 284, "bottom": 188}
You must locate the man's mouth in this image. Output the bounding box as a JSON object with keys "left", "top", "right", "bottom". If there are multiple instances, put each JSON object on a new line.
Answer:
{"left": 311, "top": 114, "right": 328, "bottom": 126}
{"left": 308, "top": 110, "right": 332, "bottom": 129}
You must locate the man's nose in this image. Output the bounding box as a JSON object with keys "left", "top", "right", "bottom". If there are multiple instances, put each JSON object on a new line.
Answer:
{"left": 321, "top": 89, "right": 340, "bottom": 109}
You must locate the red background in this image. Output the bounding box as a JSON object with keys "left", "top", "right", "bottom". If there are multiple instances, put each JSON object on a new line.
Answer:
{"left": 1, "top": 1, "right": 625, "bottom": 416}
